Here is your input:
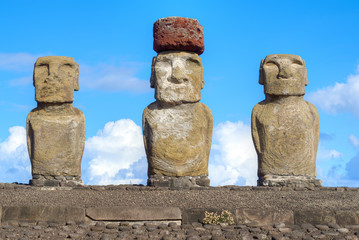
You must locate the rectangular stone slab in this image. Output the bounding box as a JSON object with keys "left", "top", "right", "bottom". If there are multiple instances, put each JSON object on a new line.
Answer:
{"left": 235, "top": 208, "right": 294, "bottom": 226}
{"left": 1, "top": 206, "right": 85, "bottom": 224}
{"left": 86, "top": 207, "right": 181, "bottom": 221}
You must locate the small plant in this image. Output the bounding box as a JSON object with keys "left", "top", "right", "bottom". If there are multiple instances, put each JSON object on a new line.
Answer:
{"left": 202, "top": 210, "right": 234, "bottom": 225}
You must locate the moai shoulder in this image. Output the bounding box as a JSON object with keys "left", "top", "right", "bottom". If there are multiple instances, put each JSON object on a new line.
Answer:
{"left": 251, "top": 54, "right": 321, "bottom": 187}
{"left": 27, "top": 56, "right": 85, "bottom": 186}
{"left": 143, "top": 17, "right": 213, "bottom": 187}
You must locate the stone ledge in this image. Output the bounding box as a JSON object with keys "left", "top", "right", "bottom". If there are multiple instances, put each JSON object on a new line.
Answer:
{"left": 148, "top": 175, "right": 210, "bottom": 188}
{"left": 258, "top": 175, "right": 322, "bottom": 188}
{"left": 1, "top": 206, "right": 85, "bottom": 225}
{"left": 86, "top": 207, "right": 182, "bottom": 222}
{"left": 1, "top": 206, "right": 359, "bottom": 227}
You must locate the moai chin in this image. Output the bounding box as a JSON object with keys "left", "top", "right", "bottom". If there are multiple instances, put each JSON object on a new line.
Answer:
{"left": 26, "top": 56, "right": 86, "bottom": 186}
{"left": 143, "top": 17, "right": 213, "bottom": 187}
{"left": 251, "top": 54, "right": 321, "bottom": 187}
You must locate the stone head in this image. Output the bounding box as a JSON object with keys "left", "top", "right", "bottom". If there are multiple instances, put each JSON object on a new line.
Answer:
{"left": 33, "top": 56, "right": 79, "bottom": 103}
{"left": 259, "top": 54, "right": 308, "bottom": 96}
{"left": 150, "top": 51, "right": 204, "bottom": 104}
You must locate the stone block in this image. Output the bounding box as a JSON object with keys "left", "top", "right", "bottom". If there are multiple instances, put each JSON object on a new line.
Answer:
{"left": 336, "top": 210, "right": 359, "bottom": 225}
{"left": 86, "top": 207, "right": 181, "bottom": 221}
{"left": 181, "top": 208, "right": 220, "bottom": 224}
{"left": 235, "top": 208, "right": 294, "bottom": 226}
{"left": 258, "top": 175, "right": 322, "bottom": 188}
{"left": 294, "top": 209, "right": 336, "bottom": 225}
{"left": 147, "top": 175, "right": 209, "bottom": 188}
{"left": 1, "top": 206, "right": 85, "bottom": 224}
{"left": 153, "top": 17, "right": 204, "bottom": 55}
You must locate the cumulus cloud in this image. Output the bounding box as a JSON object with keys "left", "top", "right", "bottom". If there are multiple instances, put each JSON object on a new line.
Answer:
{"left": 0, "top": 52, "right": 38, "bottom": 72}
{"left": 80, "top": 63, "right": 151, "bottom": 93}
{"left": 0, "top": 126, "right": 31, "bottom": 183}
{"left": 349, "top": 134, "right": 359, "bottom": 148}
{"left": 346, "top": 134, "right": 359, "bottom": 186}
{"left": 307, "top": 70, "right": 359, "bottom": 117}
{"left": 84, "top": 119, "right": 146, "bottom": 185}
{"left": 209, "top": 121, "right": 257, "bottom": 186}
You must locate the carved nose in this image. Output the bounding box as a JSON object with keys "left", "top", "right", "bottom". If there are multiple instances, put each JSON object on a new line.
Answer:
{"left": 278, "top": 66, "right": 292, "bottom": 79}
{"left": 169, "top": 65, "right": 187, "bottom": 84}
{"left": 48, "top": 63, "right": 59, "bottom": 78}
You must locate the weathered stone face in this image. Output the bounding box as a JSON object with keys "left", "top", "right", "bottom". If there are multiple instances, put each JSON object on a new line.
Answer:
{"left": 252, "top": 54, "right": 320, "bottom": 187}
{"left": 153, "top": 17, "right": 204, "bottom": 55}
{"left": 143, "top": 102, "right": 213, "bottom": 177}
{"left": 34, "top": 56, "right": 79, "bottom": 103}
{"left": 259, "top": 54, "right": 308, "bottom": 96}
{"left": 151, "top": 51, "right": 204, "bottom": 104}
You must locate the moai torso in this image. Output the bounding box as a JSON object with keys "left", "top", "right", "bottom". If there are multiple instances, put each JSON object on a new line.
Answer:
{"left": 144, "top": 17, "right": 213, "bottom": 186}
{"left": 251, "top": 54, "right": 320, "bottom": 186}
{"left": 252, "top": 97, "right": 318, "bottom": 177}
{"left": 26, "top": 56, "right": 85, "bottom": 185}
{"left": 27, "top": 104, "right": 85, "bottom": 176}
{"left": 144, "top": 102, "right": 212, "bottom": 176}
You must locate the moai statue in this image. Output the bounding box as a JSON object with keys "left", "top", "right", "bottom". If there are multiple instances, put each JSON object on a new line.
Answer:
{"left": 27, "top": 56, "right": 85, "bottom": 186}
{"left": 143, "top": 17, "right": 213, "bottom": 187}
{"left": 251, "top": 54, "right": 321, "bottom": 187}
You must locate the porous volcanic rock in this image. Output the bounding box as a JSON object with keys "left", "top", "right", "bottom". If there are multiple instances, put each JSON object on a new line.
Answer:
{"left": 153, "top": 17, "right": 204, "bottom": 55}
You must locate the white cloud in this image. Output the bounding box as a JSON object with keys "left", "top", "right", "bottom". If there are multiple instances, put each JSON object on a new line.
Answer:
{"left": 209, "top": 121, "right": 257, "bottom": 186}
{"left": 0, "top": 126, "right": 31, "bottom": 183}
{"left": 80, "top": 63, "right": 151, "bottom": 93}
{"left": 349, "top": 134, "right": 359, "bottom": 148}
{"left": 9, "top": 76, "right": 32, "bottom": 86}
{"left": 0, "top": 53, "right": 38, "bottom": 72}
{"left": 84, "top": 119, "right": 146, "bottom": 185}
{"left": 316, "top": 139, "right": 348, "bottom": 187}
{"left": 307, "top": 70, "right": 359, "bottom": 117}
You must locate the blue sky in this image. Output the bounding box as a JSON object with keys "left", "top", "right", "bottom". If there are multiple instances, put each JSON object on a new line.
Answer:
{"left": 0, "top": 1, "right": 358, "bottom": 186}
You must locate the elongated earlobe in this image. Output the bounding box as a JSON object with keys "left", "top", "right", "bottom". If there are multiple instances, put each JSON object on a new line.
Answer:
{"left": 302, "top": 59, "right": 309, "bottom": 86}
{"left": 259, "top": 59, "right": 264, "bottom": 85}
{"left": 73, "top": 63, "right": 80, "bottom": 91}
{"left": 150, "top": 57, "right": 157, "bottom": 88}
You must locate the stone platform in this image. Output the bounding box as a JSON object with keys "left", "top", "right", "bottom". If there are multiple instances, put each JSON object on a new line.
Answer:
{"left": 0, "top": 183, "right": 359, "bottom": 239}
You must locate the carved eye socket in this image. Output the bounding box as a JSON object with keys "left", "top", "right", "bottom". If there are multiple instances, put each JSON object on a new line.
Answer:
{"left": 264, "top": 61, "right": 277, "bottom": 67}
{"left": 186, "top": 58, "right": 201, "bottom": 65}
{"left": 292, "top": 60, "right": 303, "bottom": 66}
{"left": 35, "top": 64, "right": 48, "bottom": 75}
{"left": 60, "top": 64, "right": 75, "bottom": 77}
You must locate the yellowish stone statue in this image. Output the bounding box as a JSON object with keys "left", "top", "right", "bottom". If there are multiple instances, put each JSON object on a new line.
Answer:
{"left": 27, "top": 56, "right": 85, "bottom": 186}
{"left": 252, "top": 54, "right": 321, "bottom": 187}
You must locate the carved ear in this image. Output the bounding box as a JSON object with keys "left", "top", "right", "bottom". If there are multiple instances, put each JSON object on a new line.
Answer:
{"left": 150, "top": 57, "right": 157, "bottom": 88}
{"left": 73, "top": 62, "right": 80, "bottom": 91}
{"left": 200, "top": 68, "right": 204, "bottom": 89}
{"left": 33, "top": 60, "right": 38, "bottom": 87}
{"left": 258, "top": 59, "right": 264, "bottom": 85}
{"left": 33, "top": 66, "right": 36, "bottom": 87}
{"left": 199, "top": 58, "right": 204, "bottom": 89}
{"left": 302, "top": 59, "right": 309, "bottom": 86}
